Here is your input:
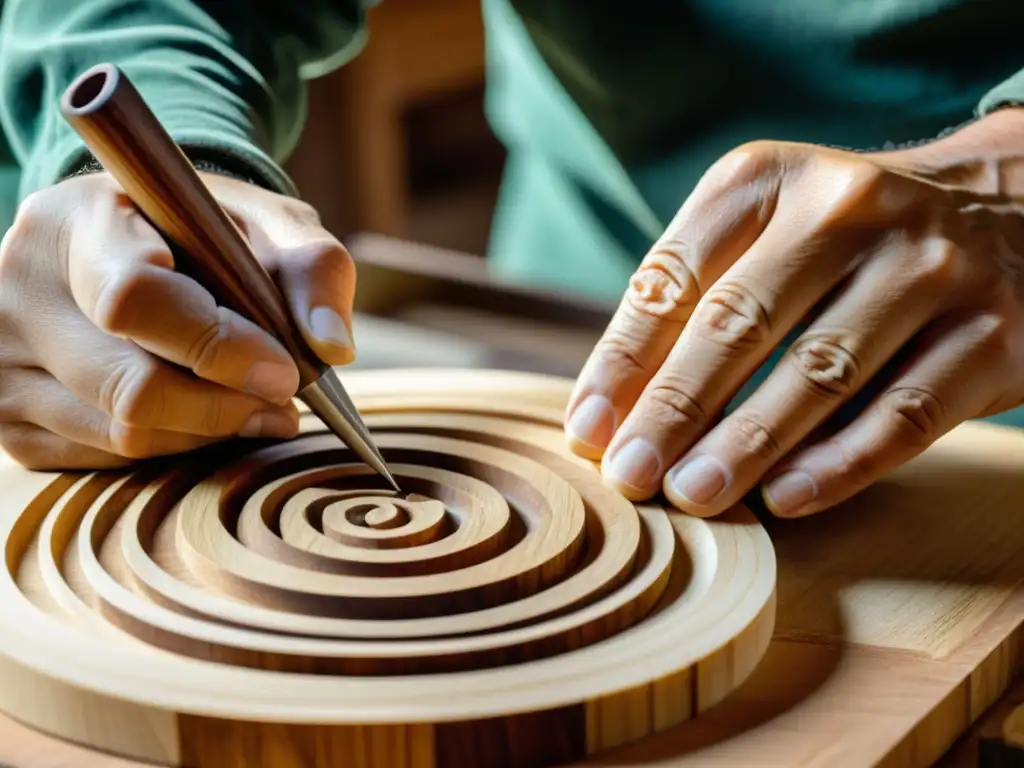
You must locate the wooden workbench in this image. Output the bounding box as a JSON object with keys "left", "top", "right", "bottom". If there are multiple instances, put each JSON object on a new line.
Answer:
{"left": 3, "top": 236, "right": 1023, "bottom": 768}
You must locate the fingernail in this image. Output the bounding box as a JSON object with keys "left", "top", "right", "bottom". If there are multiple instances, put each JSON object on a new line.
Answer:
{"left": 566, "top": 395, "right": 616, "bottom": 453}
{"left": 605, "top": 437, "right": 662, "bottom": 492}
{"left": 764, "top": 471, "right": 818, "bottom": 517}
{"left": 668, "top": 455, "right": 730, "bottom": 506}
{"left": 244, "top": 361, "right": 298, "bottom": 404}
{"left": 239, "top": 409, "right": 299, "bottom": 439}
{"left": 309, "top": 306, "right": 354, "bottom": 350}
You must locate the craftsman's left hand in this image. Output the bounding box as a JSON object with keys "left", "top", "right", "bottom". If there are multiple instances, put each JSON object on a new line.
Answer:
{"left": 565, "top": 107, "right": 1024, "bottom": 518}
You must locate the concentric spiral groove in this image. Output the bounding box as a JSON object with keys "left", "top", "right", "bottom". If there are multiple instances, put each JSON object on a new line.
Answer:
{"left": 0, "top": 370, "right": 776, "bottom": 768}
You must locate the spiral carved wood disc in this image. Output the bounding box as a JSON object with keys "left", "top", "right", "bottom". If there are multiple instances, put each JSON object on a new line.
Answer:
{"left": 0, "top": 369, "right": 776, "bottom": 768}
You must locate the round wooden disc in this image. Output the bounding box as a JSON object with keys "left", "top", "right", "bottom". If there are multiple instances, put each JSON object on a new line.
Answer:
{"left": 0, "top": 369, "right": 776, "bottom": 768}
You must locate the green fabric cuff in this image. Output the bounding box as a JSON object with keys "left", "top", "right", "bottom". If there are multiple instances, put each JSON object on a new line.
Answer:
{"left": 40, "top": 62, "right": 298, "bottom": 199}
{"left": 64, "top": 146, "right": 274, "bottom": 190}
{"left": 57, "top": 135, "right": 298, "bottom": 199}
{"left": 977, "top": 70, "right": 1024, "bottom": 115}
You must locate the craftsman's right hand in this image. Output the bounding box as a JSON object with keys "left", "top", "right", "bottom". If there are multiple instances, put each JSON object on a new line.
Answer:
{"left": 0, "top": 171, "right": 357, "bottom": 470}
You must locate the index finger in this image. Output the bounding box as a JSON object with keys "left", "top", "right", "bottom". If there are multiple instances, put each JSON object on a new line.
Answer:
{"left": 565, "top": 143, "right": 783, "bottom": 458}
{"left": 67, "top": 191, "right": 299, "bottom": 406}
{"left": 597, "top": 160, "right": 886, "bottom": 500}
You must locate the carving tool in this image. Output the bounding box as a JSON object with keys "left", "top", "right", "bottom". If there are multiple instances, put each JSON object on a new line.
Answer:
{"left": 59, "top": 63, "right": 400, "bottom": 492}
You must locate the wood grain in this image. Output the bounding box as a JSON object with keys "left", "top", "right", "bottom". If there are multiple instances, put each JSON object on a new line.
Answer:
{"left": 0, "top": 369, "right": 776, "bottom": 767}
{"left": 940, "top": 676, "right": 1024, "bottom": 766}
{"left": 7, "top": 369, "right": 1024, "bottom": 767}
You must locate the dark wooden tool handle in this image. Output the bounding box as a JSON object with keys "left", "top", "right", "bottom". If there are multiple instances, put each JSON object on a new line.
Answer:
{"left": 60, "top": 62, "right": 324, "bottom": 386}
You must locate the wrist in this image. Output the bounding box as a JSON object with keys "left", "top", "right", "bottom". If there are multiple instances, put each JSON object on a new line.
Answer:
{"left": 63, "top": 145, "right": 276, "bottom": 191}
{"left": 872, "top": 107, "right": 1024, "bottom": 198}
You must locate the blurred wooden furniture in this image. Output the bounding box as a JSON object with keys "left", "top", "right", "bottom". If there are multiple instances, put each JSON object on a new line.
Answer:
{"left": 346, "top": 233, "right": 615, "bottom": 377}
{"left": 285, "top": 0, "right": 503, "bottom": 255}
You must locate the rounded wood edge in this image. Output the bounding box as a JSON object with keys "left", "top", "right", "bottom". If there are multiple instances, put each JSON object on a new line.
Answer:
{"left": 0, "top": 369, "right": 777, "bottom": 768}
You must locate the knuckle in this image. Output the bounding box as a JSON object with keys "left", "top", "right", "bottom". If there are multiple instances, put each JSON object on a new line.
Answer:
{"left": 107, "top": 421, "right": 155, "bottom": 460}
{"left": 0, "top": 230, "right": 21, "bottom": 281}
{"left": 135, "top": 247, "right": 175, "bottom": 269}
{"left": 814, "top": 161, "right": 888, "bottom": 222}
{"left": 0, "top": 274, "right": 21, "bottom": 339}
{"left": 16, "top": 188, "right": 51, "bottom": 222}
{"left": 186, "top": 310, "right": 231, "bottom": 374}
{"left": 282, "top": 238, "right": 355, "bottom": 282}
{"left": 283, "top": 198, "right": 322, "bottom": 228}
{"left": 717, "top": 141, "right": 778, "bottom": 185}
{"left": 646, "top": 378, "right": 709, "bottom": 431}
{"left": 0, "top": 424, "right": 43, "bottom": 469}
{"left": 597, "top": 332, "right": 657, "bottom": 378}
{"left": 1, "top": 199, "right": 52, "bottom": 276}
{"left": 0, "top": 373, "right": 6, "bottom": 415}
{"left": 102, "top": 357, "right": 163, "bottom": 426}
{"left": 692, "top": 281, "right": 770, "bottom": 352}
{"left": 197, "top": 394, "right": 227, "bottom": 435}
{"left": 866, "top": 167, "right": 932, "bottom": 219}
{"left": 788, "top": 333, "right": 861, "bottom": 397}
{"left": 913, "top": 236, "right": 963, "bottom": 290}
{"left": 311, "top": 239, "right": 355, "bottom": 275}
{"left": 832, "top": 437, "right": 876, "bottom": 487}
{"left": 0, "top": 371, "right": 19, "bottom": 423}
{"left": 845, "top": 163, "right": 888, "bottom": 204}
{"left": 627, "top": 249, "right": 699, "bottom": 322}
{"left": 193, "top": 393, "right": 230, "bottom": 436}
{"left": 973, "top": 313, "right": 1014, "bottom": 359}
{"left": 92, "top": 269, "right": 148, "bottom": 335}
{"left": 690, "top": 141, "right": 782, "bottom": 208}
{"left": 884, "top": 386, "right": 944, "bottom": 447}
{"left": 315, "top": 239, "right": 354, "bottom": 273}
{"left": 728, "top": 413, "right": 782, "bottom": 460}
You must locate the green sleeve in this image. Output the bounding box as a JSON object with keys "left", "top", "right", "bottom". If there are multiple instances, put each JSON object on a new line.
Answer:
{"left": 978, "top": 70, "right": 1024, "bottom": 115}
{"left": 0, "top": 0, "right": 369, "bottom": 199}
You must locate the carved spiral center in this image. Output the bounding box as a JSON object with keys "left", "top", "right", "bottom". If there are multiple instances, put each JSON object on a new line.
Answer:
{"left": 360, "top": 504, "right": 404, "bottom": 529}
{"left": 317, "top": 492, "right": 449, "bottom": 549}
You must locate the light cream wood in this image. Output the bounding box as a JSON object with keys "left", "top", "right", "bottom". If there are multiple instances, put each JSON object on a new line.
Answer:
{"left": 0, "top": 369, "right": 776, "bottom": 768}
{"left": 8, "top": 368, "right": 1024, "bottom": 767}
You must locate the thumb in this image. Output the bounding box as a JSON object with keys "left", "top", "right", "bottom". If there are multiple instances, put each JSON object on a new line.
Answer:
{"left": 250, "top": 211, "right": 358, "bottom": 368}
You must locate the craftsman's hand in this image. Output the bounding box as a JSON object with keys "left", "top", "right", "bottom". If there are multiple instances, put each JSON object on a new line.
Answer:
{"left": 566, "top": 108, "right": 1024, "bottom": 518}
{"left": 0, "top": 171, "right": 356, "bottom": 470}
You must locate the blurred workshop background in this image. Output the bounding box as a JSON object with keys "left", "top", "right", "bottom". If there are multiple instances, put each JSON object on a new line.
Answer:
{"left": 285, "top": 0, "right": 501, "bottom": 258}
{"left": 282, "top": 0, "right": 613, "bottom": 377}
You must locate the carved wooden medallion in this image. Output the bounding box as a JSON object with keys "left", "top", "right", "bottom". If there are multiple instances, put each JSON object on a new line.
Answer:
{"left": 0, "top": 369, "right": 776, "bottom": 767}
